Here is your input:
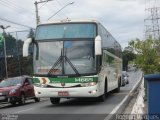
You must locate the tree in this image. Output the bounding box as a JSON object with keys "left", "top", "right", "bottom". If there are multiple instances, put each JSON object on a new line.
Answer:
{"left": 27, "top": 29, "right": 35, "bottom": 38}
{"left": 122, "top": 48, "right": 135, "bottom": 71}
{"left": 129, "top": 37, "right": 160, "bottom": 74}
{"left": 0, "top": 34, "right": 4, "bottom": 49}
{"left": 5, "top": 33, "right": 17, "bottom": 56}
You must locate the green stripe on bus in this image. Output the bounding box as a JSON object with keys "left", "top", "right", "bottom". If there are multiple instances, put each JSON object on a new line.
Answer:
{"left": 33, "top": 78, "right": 40, "bottom": 83}
{"left": 33, "top": 77, "right": 98, "bottom": 83}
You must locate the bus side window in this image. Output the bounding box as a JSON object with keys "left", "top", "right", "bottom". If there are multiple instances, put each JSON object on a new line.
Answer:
{"left": 105, "top": 54, "right": 108, "bottom": 65}
{"left": 102, "top": 52, "right": 106, "bottom": 66}
{"left": 102, "top": 52, "right": 104, "bottom": 65}
{"left": 102, "top": 52, "right": 108, "bottom": 66}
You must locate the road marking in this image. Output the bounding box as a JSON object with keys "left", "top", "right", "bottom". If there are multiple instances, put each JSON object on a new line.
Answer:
{"left": 104, "top": 72, "right": 143, "bottom": 120}
{"left": 16, "top": 98, "right": 48, "bottom": 114}
{"left": 16, "top": 108, "right": 34, "bottom": 113}
{"left": 113, "top": 91, "right": 138, "bottom": 96}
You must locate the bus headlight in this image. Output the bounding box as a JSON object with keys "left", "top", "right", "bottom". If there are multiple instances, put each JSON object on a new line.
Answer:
{"left": 89, "top": 82, "right": 97, "bottom": 86}
{"left": 81, "top": 82, "right": 97, "bottom": 87}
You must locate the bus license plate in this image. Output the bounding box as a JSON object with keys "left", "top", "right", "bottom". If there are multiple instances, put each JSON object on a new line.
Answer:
{"left": 58, "top": 91, "right": 69, "bottom": 96}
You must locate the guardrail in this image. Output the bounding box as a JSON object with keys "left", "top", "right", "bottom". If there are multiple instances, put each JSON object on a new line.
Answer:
{"left": 131, "top": 78, "right": 145, "bottom": 114}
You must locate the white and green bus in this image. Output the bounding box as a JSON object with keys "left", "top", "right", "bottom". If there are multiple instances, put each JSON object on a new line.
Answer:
{"left": 23, "top": 20, "right": 122, "bottom": 104}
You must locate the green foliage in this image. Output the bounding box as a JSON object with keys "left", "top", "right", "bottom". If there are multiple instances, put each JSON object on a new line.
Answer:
{"left": 129, "top": 37, "right": 160, "bottom": 74}
{"left": 0, "top": 34, "right": 5, "bottom": 52}
{"left": 4, "top": 33, "right": 17, "bottom": 55}
{"left": 27, "top": 29, "right": 35, "bottom": 38}
{"left": 122, "top": 49, "right": 135, "bottom": 71}
{"left": 0, "top": 33, "right": 33, "bottom": 78}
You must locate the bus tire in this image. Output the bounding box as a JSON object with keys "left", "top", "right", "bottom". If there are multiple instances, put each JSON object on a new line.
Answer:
{"left": 50, "top": 98, "right": 60, "bottom": 104}
{"left": 98, "top": 94, "right": 105, "bottom": 102}
{"left": 10, "top": 102, "right": 16, "bottom": 106}
{"left": 98, "top": 79, "right": 107, "bottom": 102}
{"left": 104, "top": 78, "right": 108, "bottom": 96}
{"left": 34, "top": 97, "right": 40, "bottom": 102}
{"left": 114, "top": 78, "right": 121, "bottom": 93}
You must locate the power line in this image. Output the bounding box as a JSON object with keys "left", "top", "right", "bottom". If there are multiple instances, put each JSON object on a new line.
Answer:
{"left": 0, "top": 17, "right": 34, "bottom": 29}
{"left": 47, "top": 2, "right": 74, "bottom": 21}
{"left": 1, "top": 0, "right": 34, "bottom": 15}
{"left": 56, "top": 0, "right": 70, "bottom": 15}
{"left": 0, "top": 1, "right": 35, "bottom": 21}
{"left": 39, "top": 2, "right": 48, "bottom": 9}
{"left": 9, "top": 29, "right": 34, "bottom": 34}
{"left": 46, "top": 1, "right": 69, "bottom": 20}
{"left": 45, "top": 4, "right": 64, "bottom": 20}
{"left": 0, "top": 1, "right": 23, "bottom": 15}
{"left": 55, "top": 0, "right": 69, "bottom": 19}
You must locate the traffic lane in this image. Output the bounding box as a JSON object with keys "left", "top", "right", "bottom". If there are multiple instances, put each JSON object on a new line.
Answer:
{"left": 120, "top": 70, "right": 142, "bottom": 92}
{"left": 5, "top": 114, "right": 107, "bottom": 120}
{"left": 16, "top": 114, "right": 107, "bottom": 120}
{"left": 0, "top": 99, "right": 49, "bottom": 113}
{"left": 0, "top": 71, "right": 142, "bottom": 115}
{"left": 0, "top": 93, "right": 128, "bottom": 114}
{"left": 24, "top": 93, "right": 127, "bottom": 114}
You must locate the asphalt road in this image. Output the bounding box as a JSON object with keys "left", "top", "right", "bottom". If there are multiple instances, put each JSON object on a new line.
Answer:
{"left": 0, "top": 70, "right": 142, "bottom": 120}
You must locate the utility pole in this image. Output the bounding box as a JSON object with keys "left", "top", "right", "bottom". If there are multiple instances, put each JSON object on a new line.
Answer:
{"left": 15, "top": 32, "right": 22, "bottom": 76}
{"left": 0, "top": 25, "right": 10, "bottom": 78}
{"left": 34, "top": 0, "right": 53, "bottom": 25}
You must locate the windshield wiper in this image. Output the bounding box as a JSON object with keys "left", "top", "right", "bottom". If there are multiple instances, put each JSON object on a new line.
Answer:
{"left": 48, "top": 50, "right": 63, "bottom": 75}
{"left": 48, "top": 49, "right": 79, "bottom": 75}
{"left": 64, "top": 55, "right": 79, "bottom": 75}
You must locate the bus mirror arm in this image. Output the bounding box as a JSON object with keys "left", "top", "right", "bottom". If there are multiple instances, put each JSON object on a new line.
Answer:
{"left": 96, "top": 56, "right": 102, "bottom": 73}
{"left": 23, "top": 38, "right": 33, "bottom": 57}
{"left": 95, "top": 35, "right": 102, "bottom": 55}
{"left": 23, "top": 38, "right": 39, "bottom": 60}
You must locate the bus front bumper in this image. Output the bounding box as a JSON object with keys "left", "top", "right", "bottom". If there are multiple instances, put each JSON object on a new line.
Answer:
{"left": 34, "top": 85, "right": 101, "bottom": 98}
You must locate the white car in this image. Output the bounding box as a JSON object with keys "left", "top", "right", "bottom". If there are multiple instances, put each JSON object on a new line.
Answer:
{"left": 122, "top": 71, "right": 129, "bottom": 86}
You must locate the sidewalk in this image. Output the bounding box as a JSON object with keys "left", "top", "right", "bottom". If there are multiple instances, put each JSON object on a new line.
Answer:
{"left": 123, "top": 78, "right": 148, "bottom": 119}
{"left": 131, "top": 78, "right": 145, "bottom": 115}
{"left": 144, "top": 101, "right": 148, "bottom": 115}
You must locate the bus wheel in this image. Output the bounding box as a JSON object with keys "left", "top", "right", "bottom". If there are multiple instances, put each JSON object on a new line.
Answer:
{"left": 98, "top": 94, "right": 105, "bottom": 102}
{"left": 98, "top": 79, "right": 107, "bottom": 102}
{"left": 50, "top": 98, "right": 60, "bottom": 104}
{"left": 10, "top": 102, "right": 16, "bottom": 106}
{"left": 34, "top": 97, "right": 40, "bottom": 102}
{"left": 104, "top": 79, "right": 108, "bottom": 97}
{"left": 115, "top": 79, "right": 120, "bottom": 93}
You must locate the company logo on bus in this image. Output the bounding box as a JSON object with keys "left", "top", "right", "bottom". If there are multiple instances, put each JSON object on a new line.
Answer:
{"left": 75, "top": 78, "right": 93, "bottom": 83}
{"left": 61, "top": 82, "right": 65, "bottom": 86}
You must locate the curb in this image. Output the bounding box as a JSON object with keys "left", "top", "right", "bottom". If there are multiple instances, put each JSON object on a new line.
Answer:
{"left": 104, "top": 72, "right": 143, "bottom": 120}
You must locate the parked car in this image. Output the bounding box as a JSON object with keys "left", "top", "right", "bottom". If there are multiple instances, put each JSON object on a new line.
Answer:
{"left": 0, "top": 76, "right": 40, "bottom": 105}
{"left": 121, "top": 71, "right": 129, "bottom": 86}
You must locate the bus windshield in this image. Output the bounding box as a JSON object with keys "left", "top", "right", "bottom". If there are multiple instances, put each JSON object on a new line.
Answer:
{"left": 35, "top": 23, "right": 96, "bottom": 40}
{"left": 33, "top": 41, "right": 96, "bottom": 75}
{"left": 34, "top": 23, "right": 97, "bottom": 76}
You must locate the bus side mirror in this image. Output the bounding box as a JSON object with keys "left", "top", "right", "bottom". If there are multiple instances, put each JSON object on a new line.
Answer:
{"left": 23, "top": 38, "right": 32, "bottom": 57}
{"left": 95, "top": 35, "right": 102, "bottom": 55}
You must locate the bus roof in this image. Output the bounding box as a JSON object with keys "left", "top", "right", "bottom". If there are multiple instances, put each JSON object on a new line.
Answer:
{"left": 38, "top": 20, "right": 100, "bottom": 26}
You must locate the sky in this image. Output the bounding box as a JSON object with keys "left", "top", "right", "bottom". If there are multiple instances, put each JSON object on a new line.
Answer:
{"left": 0, "top": 0, "right": 159, "bottom": 49}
